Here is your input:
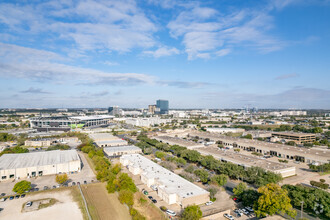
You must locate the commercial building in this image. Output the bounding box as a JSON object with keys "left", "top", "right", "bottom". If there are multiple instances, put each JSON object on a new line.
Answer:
{"left": 89, "top": 133, "right": 128, "bottom": 147}
{"left": 125, "top": 117, "right": 171, "bottom": 127}
{"left": 271, "top": 132, "right": 316, "bottom": 144}
{"left": 103, "top": 146, "right": 142, "bottom": 157}
{"left": 156, "top": 99, "right": 169, "bottom": 114}
{"left": 120, "top": 154, "right": 209, "bottom": 207}
{"left": 24, "top": 138, "right": 55, "bottom": 147}
{"left": 29, "top": 115, "right": 114, "bottom": 131}
{"left": 196, "top": 147, "right": 296, "bottom": 178}
{"left": 189, "top": 131, "right": 330, "bottom": 164}
{"left": 0, "top": 150, "right": 81, "bottom": 182}
{"left": 148, "top": 105, "right": 157, "bottom": 114}
{"left": 155, "top": 136, "right": 204, "bottom": 149}
{"left": 205, "top": 128, "right": 245, "bottom": 134}
{"left": 108, "top": 106, "right": 122, "bottom": 116}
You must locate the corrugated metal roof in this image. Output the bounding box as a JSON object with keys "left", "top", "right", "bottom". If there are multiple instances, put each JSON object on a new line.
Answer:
{"left": 0, "top": 150, "right": 80, "bottom": 170}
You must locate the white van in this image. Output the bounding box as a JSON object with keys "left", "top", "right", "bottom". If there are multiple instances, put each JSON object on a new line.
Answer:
{"left": 166, "top": 210, "right": 176, "bottom": 216}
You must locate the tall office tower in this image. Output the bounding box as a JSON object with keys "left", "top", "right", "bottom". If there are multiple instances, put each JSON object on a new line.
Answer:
{"left": 156, "top": 100, "right": 169, "bottom": 114}
{"left": 108, "top": 106, "right": 121, "bottom": 116}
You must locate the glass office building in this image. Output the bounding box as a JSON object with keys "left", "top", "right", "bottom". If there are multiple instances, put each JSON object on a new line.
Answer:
{"left": 156, "top": 100, "right": 169, "bottom": 114}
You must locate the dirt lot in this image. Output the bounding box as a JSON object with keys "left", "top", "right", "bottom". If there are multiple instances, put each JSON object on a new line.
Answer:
{"left": 0, "top": 188, "right": 83, "bottom": 220}
{"left": 81, "top": 182, "right": 131, "bottom": 220}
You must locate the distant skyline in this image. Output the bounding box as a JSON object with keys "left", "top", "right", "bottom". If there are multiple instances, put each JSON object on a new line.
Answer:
{"left": 0, "top": 0, "right": 329, "bottom": 109}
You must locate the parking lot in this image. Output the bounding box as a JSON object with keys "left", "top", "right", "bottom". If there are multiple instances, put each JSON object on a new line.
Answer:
{"left": 0, "top": 188, "right": 83, "bottom": 220}
{"left": 0, "top": 152, "right": 96, "bottom": 197}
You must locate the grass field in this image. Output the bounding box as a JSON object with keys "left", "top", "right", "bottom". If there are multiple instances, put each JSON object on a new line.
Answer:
{"left": 81, "top": 182, "right": 131, "bottom": 220}
{"left": 133, "top": 192, "right": 167, "bottom": 220}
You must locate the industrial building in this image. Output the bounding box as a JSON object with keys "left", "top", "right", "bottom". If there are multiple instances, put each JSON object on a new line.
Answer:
{"left": 103, "top": 146, "right": 142, "bottom": 157}
{"left": 29, "top": 115, "right": 114, "bottom": 131}
{"left": 120, "top": 154, "right": 209, "bottom": 207}
{"left": 205, "top": 127, "right": 245, "bottom": 134}
{"left": 271, "top": 132, "right": 316, "bottom": 144}
{"left": 89, "top": 133, "right": 128, "bottom": 147}
{"left": 189, "top": 132, "right": 329, "bottom": 164}
{"left": 155, "top": 136, "right": 204, "bottom": 149}
{"left": 196, "top": 147, "right": 296, "bottom": 178}
{"left": 0, "top": 150, "right": 81, "bottom": 182}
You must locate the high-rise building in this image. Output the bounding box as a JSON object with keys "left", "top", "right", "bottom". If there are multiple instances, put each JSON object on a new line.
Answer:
{"left": 108, "top": 106, "right": 121, "bottom": 116}
{"left": 148, "top": 105, "right": 156, "bottom": 114}
{"left": 156, "top": 100, "right": 169, "bottom": 114}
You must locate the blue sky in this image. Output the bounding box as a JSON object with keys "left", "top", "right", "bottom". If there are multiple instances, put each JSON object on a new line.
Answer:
{"left": 0, "top": 0, "right": 329, "bottom": 109}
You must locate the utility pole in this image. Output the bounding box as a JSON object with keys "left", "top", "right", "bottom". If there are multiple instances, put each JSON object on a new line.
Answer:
{"left": 301, "top": 201, "right": 304, "bottom": 219}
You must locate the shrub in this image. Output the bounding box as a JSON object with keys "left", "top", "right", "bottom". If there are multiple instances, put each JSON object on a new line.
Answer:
{"left": 118, "top": 189, "right": 134, "bottom": 206}
{"left": 56, "top": 173, "right": 68, "bottom": 184}
{"left": 160, "top": 206, "right": 167, "bottom": 211}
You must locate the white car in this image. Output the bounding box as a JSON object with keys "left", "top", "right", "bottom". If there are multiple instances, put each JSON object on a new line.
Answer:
{"left": 205, "top": 201, "right": 213, "bottom": 206}
{"left": 166, "top": 209, "right": 176, "bottom": 216}
{"left": 26, "top": 201, "right": 33, "bottom": 207}
{"left": 241, "top": 209, "right": 249, "bottom": 215}
{"left": 224, "top": 213, "right": 234, "bottom": 220}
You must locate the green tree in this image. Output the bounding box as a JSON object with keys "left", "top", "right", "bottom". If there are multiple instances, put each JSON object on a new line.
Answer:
{"left": 118, "top": 189, "right": 134, "bottom": 207}
{"left": 233, "top": 182, "right": 247, "bottom": 197}
{"left": 181, "top": 205, "right": 203, "bottom": 220}
{"left": 211, "top": 174, "right": 228, "bottom": 186}
{"left": 155, "top": 151, "right": 166, "bottom": 159}
{"left": 118, "top": 173, "right": 137, "bottom": 192}
{"left": 207, "top": 187, "right": 219, "bottom": 201}
{"left": 194, "top": 169, "right": 209, "bottom": 183}
{"left": 56, "top": 173, "right": 68, "bottom": 184}
{"left": 13, "top": 180, "right": 31, "bottom": 194}
{"left": 241, "top": 189, "right": 260, "bottom": 206}
{"left": 254, "top": 183, "right": 296, "bottom": 218}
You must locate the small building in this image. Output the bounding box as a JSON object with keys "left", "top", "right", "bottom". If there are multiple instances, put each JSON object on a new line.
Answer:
{"left": 103, "top": 146, "right": 142, "bottom": 157}
{"left": 155, "top": 136, "right": 204, "bottom": 149}
{"left": 0, "top": 150, "right": 81, "bottom": 182}
{"left": 120, "top": 154, "right": 209, "bottom": 207}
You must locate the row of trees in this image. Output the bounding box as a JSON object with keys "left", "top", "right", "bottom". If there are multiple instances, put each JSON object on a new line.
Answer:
{"left": 78, "top": 141, "right": 145, "bottom": 220}
{"left": 137, "top": 134, "right": 282, "bottom": 187}
{"left": 0, "top": 146, "right": 29, "bottom": 156}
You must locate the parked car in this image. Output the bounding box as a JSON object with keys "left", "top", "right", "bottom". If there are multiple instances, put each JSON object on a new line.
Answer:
{"left": 26, "top": 201, "right": 33, "bottom": 207}
{"left": 143, "top": 190, "right": 148, "bottom": 195}
{"left": 72, "top": 182, "right": 76, "bottom": 186}
{"left": 0, "top": 208, "right": 3, "bottom": 212}
{"left": 224, "top": 213, "right": 235, "bottom": 220}
{"left": 246, "top": 207, "right": 254, "bottom": 212}
{"left": 77, "top": 182, "right": 80, "bottom": 185}
{"left": 205, "top": 201, "right": 213, "bottom": 206}
{"left": 152, "top": 199, "right": 157, "bottom": 203}
{"left": 9, "top": 196, "right": 14, "bottom": 200}
{"left": 84, "top": 181, "right": 87, "bottom": 184}
{"left": 166, "top": 209, "right": 176, "bottom": 217}
{"left": 0, "top": 197, "right": 6, "bottom": 202}
{"left": 15, "top": 195, "right": 20, "bottom": 199}
{"left": 44, "top": 186, "right": 49, "bottom": 190}
{"left": 0, "top": 193, "right": 5, "bottom": 197}
{"left": 148, "top": 196, "right": 153, "bottom": 200}
{"left": 52, "top": 185, "right": 56, "bottom": 189}
{"left": 35, "top": 188, "right": 39, "bottom": 191}
{"left": 234, "top": 209, "right": 242, "bottom": 217}
{"left": 232, "top": 197, "right": 240, "bottom": 202}
{"left": 21, "top": 194, "right": 25, "bottom": 198}
{"left": 241, "top": 209, "right": 249, "bottom": 215}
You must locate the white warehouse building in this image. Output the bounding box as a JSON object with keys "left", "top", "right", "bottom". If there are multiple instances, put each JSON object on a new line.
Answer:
{"left": 0, "top": 150, "right": 81, "bottom": 182}
{"left": 120, "top": 154, "right": 209, "bottom": 207}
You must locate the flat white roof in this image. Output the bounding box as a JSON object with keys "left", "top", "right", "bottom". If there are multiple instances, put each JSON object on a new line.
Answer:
{"left": 104, "top": 146, "right": 141, "bottom": 154}
{"left": 121, "top": 154, "right": 209, "bottom": 199}
{"left": 0, "top": 150, "right": 80, "bottom": 170}
{"left": 70, "top": 115, "right": 114, "bottom": 121}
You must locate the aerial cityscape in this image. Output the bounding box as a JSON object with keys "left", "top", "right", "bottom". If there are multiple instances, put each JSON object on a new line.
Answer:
{"left": 0, "top": 1, "right": 329, "bottom": 220}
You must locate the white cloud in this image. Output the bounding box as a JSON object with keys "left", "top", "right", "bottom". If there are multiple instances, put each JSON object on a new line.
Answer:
{"left": 167, "top": 3, "right": 287, "bottom": 59}
{"left": 216, "top": 49, "right": 231, "bottom": 57}
{"left": 143, "top": 46, "right": 180, "bottom": 58}
{"left": 0, "top": 43, "right": 154, "bottom": 85}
